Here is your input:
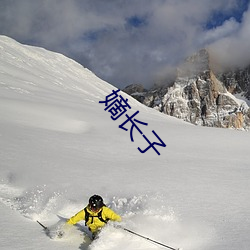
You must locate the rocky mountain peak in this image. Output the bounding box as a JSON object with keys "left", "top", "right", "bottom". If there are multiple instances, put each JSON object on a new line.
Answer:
{"left": 177, "top": 49, "right": 210, "bottom": 78}
{"left": 123, "top": 49, "right": 250, "bottom": 130}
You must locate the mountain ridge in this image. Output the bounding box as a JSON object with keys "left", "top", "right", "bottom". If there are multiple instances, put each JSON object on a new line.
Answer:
{"left": 123, "top": 49, "right": 250, "bottom": 130}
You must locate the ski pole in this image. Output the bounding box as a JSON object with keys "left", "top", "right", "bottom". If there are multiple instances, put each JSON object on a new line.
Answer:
{"left": 122, "top": 227, "right": 180, "bottom": 250}
{"left": 37, "top": 220, "right": 48, "bottom": 231}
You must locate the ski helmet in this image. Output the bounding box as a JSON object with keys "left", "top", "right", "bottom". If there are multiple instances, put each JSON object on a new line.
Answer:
{"left": 89, "top": 195, "right": 104, "bottom": 210}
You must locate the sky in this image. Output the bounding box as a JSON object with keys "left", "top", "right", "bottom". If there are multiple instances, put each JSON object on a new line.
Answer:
{"left": 0, "top": 0, "right": 249, "bottom": 89}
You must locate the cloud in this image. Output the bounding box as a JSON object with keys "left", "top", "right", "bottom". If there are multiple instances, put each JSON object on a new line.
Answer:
{"left": 209, "top": 4, "right": 250, "bottom": 69}
{"left": 200, "top": 18, "right": 240, "bottom": 45}
{"left": 0, "top": 0, "right": 249, "bottom": 88}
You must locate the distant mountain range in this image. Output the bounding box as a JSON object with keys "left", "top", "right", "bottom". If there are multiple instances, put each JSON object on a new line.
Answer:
{"left": 123, "top": 49, "right": 250, "bottom": 130}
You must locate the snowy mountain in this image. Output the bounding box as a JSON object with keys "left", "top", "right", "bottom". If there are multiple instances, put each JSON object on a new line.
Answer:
{"left": 0, "top": 36, "right": 250, "bottom": 250}
{"left": 217, "top": 65, "right": 250, "bottom": 100}
{"left": 124, "top": 49, "right": 250, "bottom": 130}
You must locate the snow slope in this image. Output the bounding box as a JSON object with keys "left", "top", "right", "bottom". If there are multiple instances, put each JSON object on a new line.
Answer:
{"left": 0, "top": 36, "right": 250, "bottom": 250}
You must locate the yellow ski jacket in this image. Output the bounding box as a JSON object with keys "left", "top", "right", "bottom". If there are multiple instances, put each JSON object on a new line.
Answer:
{"left": 67, "top": 206, "right": 121, "bottom": 233}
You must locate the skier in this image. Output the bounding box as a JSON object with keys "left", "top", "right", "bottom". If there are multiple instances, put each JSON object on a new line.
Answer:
{"left": 66, "top": 194, "right": 121, "bottom": 239}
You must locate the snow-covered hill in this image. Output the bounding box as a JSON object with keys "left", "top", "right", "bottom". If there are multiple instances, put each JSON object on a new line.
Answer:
{"left": 0, "top": 36, "right": 250, "bottom": 250}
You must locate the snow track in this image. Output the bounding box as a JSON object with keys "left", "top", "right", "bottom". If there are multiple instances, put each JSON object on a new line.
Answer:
{"left": 0, "top": 180, "right": 64, "bottom": 221}
{"left": 0, "top": 181, "right": 209, "bottom": 250}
